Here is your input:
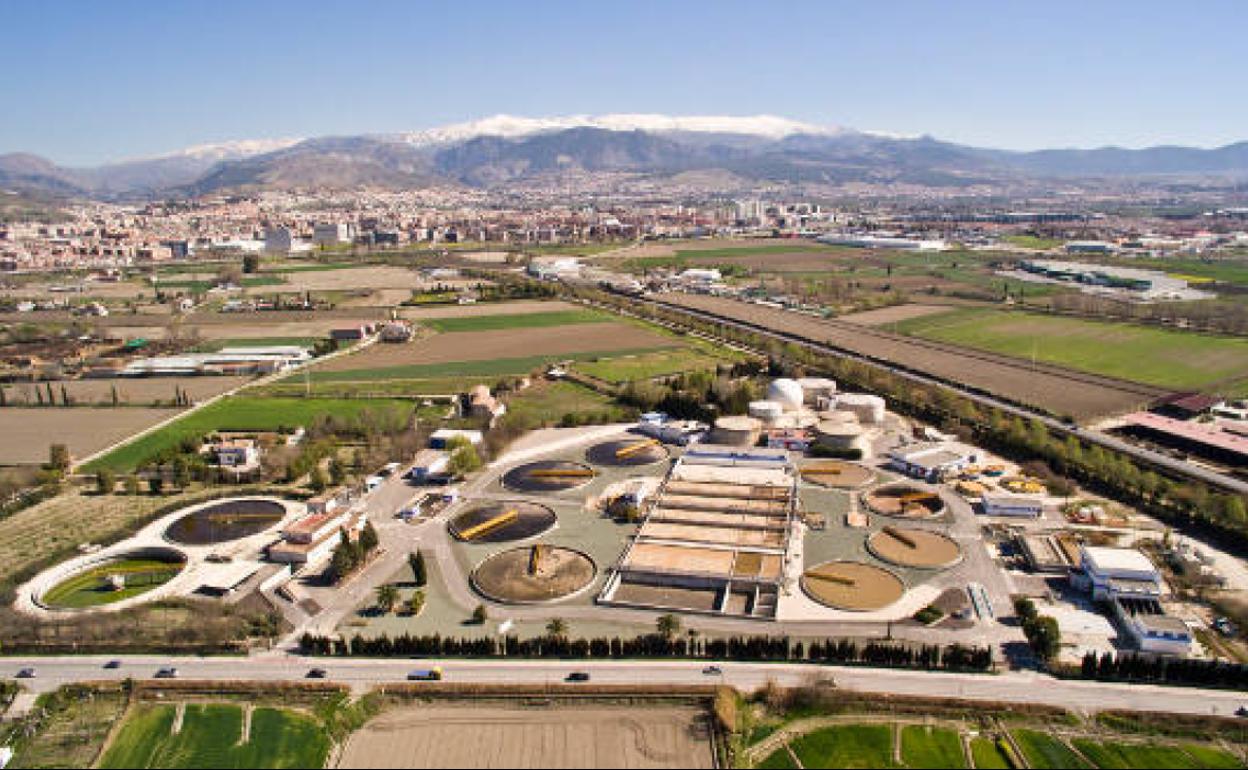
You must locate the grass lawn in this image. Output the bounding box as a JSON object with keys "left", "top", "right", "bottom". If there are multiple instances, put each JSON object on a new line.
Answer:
{"left": 969, "top": 738, "right": 1012, "bottom": 769}
{"left": 1012, "top": 730, "right": 1093, "bottom": 769}
{"left": 503, "top": 380, "right": 630, "bottom": 425}
{"left": 574, "top": 346, "right": 742, "bottom": 383}
{"left": 83, "top": 396, "right": 415, "bottom": 472}
{"left": 757, "top": 746, "right": 801, "bottom": 769}
{"left": 257, "top": 376, "right": 483, "bottom": 398}
{"left": 422, "top": 309, "right": 611, "bottom": 332}
{"left": 99, "top": 703, "right": 330, "bottom": 769}
{"left": 789, "top": 724, "right": 900, "bottom": 769}
{"left": 40, "top": 557, "right": 183, "bottom": 609}
{"left": 1002, "top": 234, "right": 1065, "bottom": 250}
{"left": 305, "top": 346, "right": 681, "bottom": 383}
{"left": 900, "top": 725, "right": 966, "bottom": 768}
{"left": 894, "top": 307, "right": 1248, "bottom": 391}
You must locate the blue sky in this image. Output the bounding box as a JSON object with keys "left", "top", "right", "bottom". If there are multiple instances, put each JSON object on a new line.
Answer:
{"left": 3, "top": 0, "right": 1244, "bottom": 164}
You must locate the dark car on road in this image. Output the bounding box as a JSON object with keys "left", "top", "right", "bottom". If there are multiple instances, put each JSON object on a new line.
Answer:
{"left": 16, "top": 668, "right": 35, "bottom": 679}
{"left": 155, "top": 667, "right": 178, "bottom": 679}
{"left": 565, "top": 672, "right": 591, "bottom": 682}
{"left": 306, "top": 668, "right": 328, "bottom": 679}
{"left": 103, "top": 660, "right": 122, "bottom": 670}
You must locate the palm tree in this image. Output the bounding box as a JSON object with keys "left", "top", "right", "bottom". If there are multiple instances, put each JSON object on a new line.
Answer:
{"left": 656, "top": 613, "right": 682, "bottom": 639}
{"left": 376, "top": 584, "right": 399, "bottom": 614}
{"left": 545, "top": 617, "right": 569, "bottom": 639}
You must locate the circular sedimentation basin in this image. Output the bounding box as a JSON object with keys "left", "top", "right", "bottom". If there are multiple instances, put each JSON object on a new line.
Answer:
{"left": 586, "top": 438, "right": 669, "bottom": 467}
{"left": 800, "top": 460, "right": 876, "bottom": 489}
{"left": 800, "top": 560, "right": 904, "bottom": 612}
{"left": 867, "top": 526, "right": 963, "bottom": 569}
{"left": 502, "top": 460, "right": 597, "bottom": 493}
{"left": 862, "top": 484, "right": 946, "bottom": 519}
{"left": 165, "top": 498, "right": 287, "bottom": 545}
{"left": 39, "top": 547, "right": 186, "bottom": 610}
{"left": 471, "top": 544, "right": 596, "bottom": 604}
{"left": 448, "top": 501, "right": 557, "bottom": 543}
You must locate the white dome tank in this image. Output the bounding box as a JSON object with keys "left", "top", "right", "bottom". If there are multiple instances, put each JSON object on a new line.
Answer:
{"left": 836, "top": 393, "right": 886, "bottom": 424}
{"left": 767, "top": 378, "right": 805, "bottom": 412}
{"left": 748, "top": 400, "right": 785, "bottom": 422}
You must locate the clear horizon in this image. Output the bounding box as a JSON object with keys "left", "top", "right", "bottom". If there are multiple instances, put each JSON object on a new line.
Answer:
{"left": 3, "top": 0, "right": 1245, "bottom": 165}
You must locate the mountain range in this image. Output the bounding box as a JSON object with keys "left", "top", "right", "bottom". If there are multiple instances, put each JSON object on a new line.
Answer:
{"left": 2, "top": 114, "right": 1246, "bottom": 200}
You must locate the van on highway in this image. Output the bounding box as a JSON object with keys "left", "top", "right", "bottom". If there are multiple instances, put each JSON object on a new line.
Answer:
{"left": 407, "top": 668, "right": 442, "bottom": 681}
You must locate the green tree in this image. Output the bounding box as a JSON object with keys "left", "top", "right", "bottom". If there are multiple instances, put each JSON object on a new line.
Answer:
{"left": 656, "top": 613, "right": 682, "bottom": 639}
{"left": 447, "top": 439, "right": 482, "bottom": 478}
{"left": 376, "top": 584, "right": 399, "bottom": 614}
{"left": 545, "top": 617, "right": 569, "bottom": 639}
{"left": 243, "top": 253, "right": 260, "bottom": 274}
{"left": 172, "top": 456, "right": 191, "bottom": 489}
{"left": 48, "top": 443, "right": 71, "bottom": 472}
{"left": 124, "top": 475, "right": 140, "bottom": 495}
{"left": 408, "top": 590, "right": 425, "bottom": 617}
{"left": 95, "top": 468, "right": 116, "bottom": 495}
{"left": 149, "top": 475, "right": 164, "bottom": 495}
{"left": 359, "top": 520, "right": 379, "bottom": 554}
{"left": 410, "top": 550, "right": 427, "bottom": 587}
{"left": 471, "top": 604, "right": 488, "bottom": 624}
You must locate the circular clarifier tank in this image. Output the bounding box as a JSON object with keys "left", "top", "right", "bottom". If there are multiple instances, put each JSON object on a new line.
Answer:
{"left": 586, "top": 438, "right": 669, "bottom": 467}
{"left": 471, "top": 544, "right": 596, "bottom": 604}
{"left": 165, "top": 498, "right": 288, "bottom": 545}
{"left": 867, "top": 526, "right": 963, "bottom": 570}
{"left": 448, "top": 501, "right": 557, "bottom": 543}
{"left": 800, "top": 560, "right": 905, "bottom": 612}
{"left": 502, "top": 460, "right": 597, "bottom": 493}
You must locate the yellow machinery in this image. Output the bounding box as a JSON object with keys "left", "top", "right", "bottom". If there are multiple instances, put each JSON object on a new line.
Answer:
{"left": 615, "top": 439, "right": 659, "bottom": 459}
{"left": 897, "top": 491, "right": 939, "bottom": 504}
{"left": 528, "top": 468, "right": 594, "bottom": 478}
{"left": 528, "top": 543, "right": 547, "bottom": 576}
{"left": 457, "top": 508, "right": 518, "bottom": 540}
{"left": 804, "top": 569, "right": 855, "bottom": 587}
{"left": 803, "top": 463, "right": 844, "bottom": 475}
{"left": 882, "top": 525, "right": 917, "bottom": 549}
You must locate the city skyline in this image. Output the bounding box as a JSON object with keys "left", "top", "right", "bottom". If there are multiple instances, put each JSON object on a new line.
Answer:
{"left": 3, "top": 0, "right": 1246, "bottom": 164}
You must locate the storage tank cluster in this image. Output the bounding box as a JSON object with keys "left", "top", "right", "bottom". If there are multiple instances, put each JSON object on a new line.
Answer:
{"left": 710, "top": 415, "right": 764, "bottom": 447}
{"left": 766, "top": 379, "right": 806, "bottom": 412}
{"left": 833, "top": 393, "right": 886, "bottom": 424}
{"left": 748, "top": 400, "right": 785, "bottom": 422}
{"left": 814, "top": 412, "right": 865, "bottom": 453}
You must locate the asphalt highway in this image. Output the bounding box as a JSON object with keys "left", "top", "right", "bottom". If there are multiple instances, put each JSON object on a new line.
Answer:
{"left": 3, "top": 655, "right": 1245, "bottom": 718}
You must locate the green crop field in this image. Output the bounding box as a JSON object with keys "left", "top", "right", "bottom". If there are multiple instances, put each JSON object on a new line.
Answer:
{"left": 894, "top": 307, "right": 1248, "bottom": 391}
{"left": 901, "top": 725, "right": 966, "bottom": 768}
{"left": 969, "top": 738, "right": 1012, "bottom": 769}
{"left": 1012, "top": 730, "right": 1093, "bottom": 769}
{"left": 788, "top": 724, "right": 900, "bottom": 769}
{"left": 757, "top": 747, "right": 801, "bottom": 769}
{"left": 1070, "top": 738, "right": 1243, "bottom": 769}
{"left": 191, "top": 336, "right": 323, "bottom": 352}
{"left": 305, "top": 346, "right": 681, "bottom": 383}
{"left": 422, "top": 309, "right": 611, "bottom": 332}
{"left": 83, "top": 396, "right": 415, "bottom": 472}
{"left": 40, "top": 557, "right": 183, "bottom": 609}
{"left": 99, "top": 703, "right": 329, "bottom": 769}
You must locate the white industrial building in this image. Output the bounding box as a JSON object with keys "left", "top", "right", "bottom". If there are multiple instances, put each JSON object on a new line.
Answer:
{"left": 980, "top": 492, "right": 1044, "bottom": 518}
{"left": 888, "top": 442, "right": 978, "bottom": 481}
{"left": 1072, "top": 545, "right": 1190, "bottom": 656}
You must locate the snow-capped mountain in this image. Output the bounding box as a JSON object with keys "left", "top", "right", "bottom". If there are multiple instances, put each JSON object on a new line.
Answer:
{"left": 3, "top": 114, "right": 1248, "bottom": 199}
{"left": 399, "top": 113, "right": 846, "bottom": 147}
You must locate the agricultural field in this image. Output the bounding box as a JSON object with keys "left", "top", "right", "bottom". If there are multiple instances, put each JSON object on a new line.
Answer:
{"left": 0, "top": 376, "right": 249, "bottom": 406}
{"left": 420, "top": 308, "right": 610, "bottom": 332}
{"left": 894, "top": 307, "right": 1248, "bottom": 392}
{"left": 307, "top": 323, "right": 679, "bottom": 382}
{"left": 83, "top": 396, "right": 415, "bottom": 472}
{"left": 336, "top": 703, "right": 713, "bottom": 769}
{"left": 658, "top": 293, "right": 1166, "bottom": 420}
{"left": 1012, "top": 729, "right": 1093, "bottom": 769}
{"left": 397, "top": 298, "right": 575, "bottom": 320}
{"left": 98, "top": 702, "right": 330, "bottom": 769}
{"left": 784, "top": 723, "right": 898, "bottom": 768}
{"left": 837, "top": 303, "right": 961, "bottom": 327}
{"left": 4, "top": 687, "right": 129, "bottom": 769}
{"left": 0, "top": 406, "right": 183, "bottom": 465}
{"left": 900, "top": 725, "right": 966, "bottom": 768}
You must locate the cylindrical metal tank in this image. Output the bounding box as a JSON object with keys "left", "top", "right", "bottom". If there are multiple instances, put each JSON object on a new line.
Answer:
{"left": 748, "top": 400, "right": 785, "bottom": 422}
{"left": 709, "top": 415, "right": 763, "bottom": 446}
{"left": 767, "top": 378, "right": 805, "bottom": 412}
{"left": 835, "top": 393, "right": 886, "bottom": 424}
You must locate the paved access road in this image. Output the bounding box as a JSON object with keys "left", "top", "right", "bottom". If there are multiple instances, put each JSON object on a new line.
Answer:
{"left": 1, "top": 655, "right": 1244, "bottom": 718}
